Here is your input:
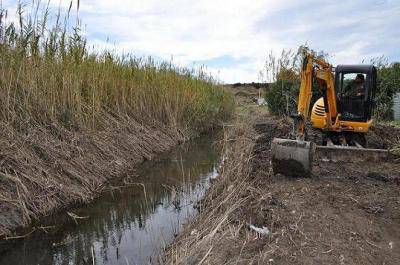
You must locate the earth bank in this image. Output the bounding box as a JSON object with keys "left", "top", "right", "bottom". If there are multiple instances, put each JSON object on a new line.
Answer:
{"left": 0, "top": 117, "right": 185, "bottom": 238}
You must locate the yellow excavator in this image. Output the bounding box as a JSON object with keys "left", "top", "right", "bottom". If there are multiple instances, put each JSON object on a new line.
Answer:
{"left": 271, "top": 48, "right": 388, "bottom": 177}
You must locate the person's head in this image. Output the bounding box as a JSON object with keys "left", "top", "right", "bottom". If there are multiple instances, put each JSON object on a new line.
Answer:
{"left": 355, "top": 73, "right": 365, "bottom": 83}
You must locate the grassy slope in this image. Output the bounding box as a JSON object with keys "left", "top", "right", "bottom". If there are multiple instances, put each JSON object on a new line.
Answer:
{"left": 0, "top": 4, "right": 233, "bottom": 236}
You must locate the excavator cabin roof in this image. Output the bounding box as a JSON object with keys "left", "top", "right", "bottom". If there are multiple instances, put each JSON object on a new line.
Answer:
{"left": 335, "top": 64, "right": 376, "bottom": 74}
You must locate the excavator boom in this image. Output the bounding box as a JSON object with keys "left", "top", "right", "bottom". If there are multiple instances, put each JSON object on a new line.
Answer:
{"left": 271, "top": 50, "right": 334, "bottom": 177}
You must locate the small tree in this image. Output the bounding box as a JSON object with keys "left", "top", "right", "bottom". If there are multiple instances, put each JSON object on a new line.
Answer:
{"left": 261, "top": 46, "right": 325, "bottom": 116}
{"left": 372, "top": 58, "right": 400, "bottom": 120}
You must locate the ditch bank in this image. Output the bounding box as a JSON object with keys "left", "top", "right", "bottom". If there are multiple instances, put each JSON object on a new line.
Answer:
{"left": 0, "top": 116, "right": 185, "bottom": 238}
{"left": 0, "top": 133, "right": 221, "bottom": 264}
{"left": 165, "top": 110, "right": 400, "bottom": 265}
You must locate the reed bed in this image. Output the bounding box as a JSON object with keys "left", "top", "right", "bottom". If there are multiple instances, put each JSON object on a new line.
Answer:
{"left": 0, "top": 2, "right": 233, "bottom": 132}
{"left": 0, "top": 2, "right": 233, "bottom": 237}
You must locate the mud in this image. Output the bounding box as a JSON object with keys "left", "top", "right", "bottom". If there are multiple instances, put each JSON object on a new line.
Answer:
{"left": 367, "top": 124, "right": 400, "bottom": 149}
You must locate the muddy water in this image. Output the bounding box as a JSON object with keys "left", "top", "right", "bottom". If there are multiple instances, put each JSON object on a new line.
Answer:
{"left": 0, "top": 136, "right": 219, "bottom": 265}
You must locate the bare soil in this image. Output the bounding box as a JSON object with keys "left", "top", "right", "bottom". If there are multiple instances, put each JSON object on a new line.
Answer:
{"left": 248, "top": 114, "right": 400, "bottom": 264}
{"left": 228, "top": 85, "right": 263, "bottom": 105}
{"left": 166, "top": 99, "right": 400, "bottom": 264}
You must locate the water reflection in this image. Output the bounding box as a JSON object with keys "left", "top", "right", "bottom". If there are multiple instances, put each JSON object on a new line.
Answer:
{"left": 0, "top": 136, "right": 219, "bottom": 265}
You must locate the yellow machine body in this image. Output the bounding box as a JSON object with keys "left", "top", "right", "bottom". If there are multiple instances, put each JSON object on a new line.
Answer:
{"left": 271, "top": 48, "right": 381, "bottom": 178}
{"left": 310, "top": 98, "right": 373, "bottom": 133}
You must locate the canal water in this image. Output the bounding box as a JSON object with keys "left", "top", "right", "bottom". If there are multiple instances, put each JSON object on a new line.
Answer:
{"left": 0, "top": 136, "right": 220, "bottom": 265}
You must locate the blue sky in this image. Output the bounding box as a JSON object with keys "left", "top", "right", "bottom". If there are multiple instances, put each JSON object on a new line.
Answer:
{"left": 3, "top": 0, "right": 400, "bottom": 83}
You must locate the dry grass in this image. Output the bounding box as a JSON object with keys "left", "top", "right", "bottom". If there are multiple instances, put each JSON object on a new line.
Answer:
{"left": 164, "top": 114, "right": 259, "bottom": 264}
{"left": 0, "top": 2, "right": 233, "bottom": 132}
{"left": 0, "top": 115, "right": 181, "bottom": 237}
{"left": 0, "top": 2, "right": 234, "bottom": 237}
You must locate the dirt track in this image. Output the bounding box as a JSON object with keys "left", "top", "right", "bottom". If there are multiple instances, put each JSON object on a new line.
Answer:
{"left": 166, "top": 91, "right": 400, "bottom": 264}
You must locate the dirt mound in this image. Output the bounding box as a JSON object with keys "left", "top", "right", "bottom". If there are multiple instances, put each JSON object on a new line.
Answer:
{"left": 368, "top": 124, "right": 400, "bottom": 149}
{"left": 166, "top": 113, "right": 400, "bottom": 265}
{"left": 252, "top": 116, "right": 291, "bottom": 174}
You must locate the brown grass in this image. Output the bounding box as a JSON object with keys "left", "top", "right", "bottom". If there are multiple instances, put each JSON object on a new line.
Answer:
{"left": 0, "top": 2, "right": 233, "bottom": 132}
{"left": 164, "top": 113, "right": 259, "bottom": 264}
{"left": 0, "top": 116, "right": 181, "bottom": 237}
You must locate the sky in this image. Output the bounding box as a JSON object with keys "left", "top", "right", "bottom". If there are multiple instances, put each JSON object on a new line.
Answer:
{"left": 3, "top": 0, "right": 400, "bottom": 83}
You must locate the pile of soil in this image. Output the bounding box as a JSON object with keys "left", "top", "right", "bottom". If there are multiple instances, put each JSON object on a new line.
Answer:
{"left": 229, "top": 84, "right": 262, "bottom": 106}
{"left": 166, "top": 112, "right": 400, "bottom": 264}
{"left": 368, "top": 124, "right": 400, "bottom": 149}
{"left": 0, "top": 116, "right": 182, "bottom": 237}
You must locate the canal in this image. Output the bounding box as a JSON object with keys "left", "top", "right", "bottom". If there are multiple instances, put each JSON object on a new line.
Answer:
{"left": 0, "top": 135, "right": 220, "bottom": 265}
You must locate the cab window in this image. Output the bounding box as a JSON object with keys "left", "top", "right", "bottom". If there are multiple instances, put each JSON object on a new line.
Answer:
{"left": 339, "top": 73, "right": 367, "bottom": 98}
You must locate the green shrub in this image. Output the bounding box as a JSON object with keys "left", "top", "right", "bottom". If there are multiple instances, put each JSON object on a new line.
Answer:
{"left": 265, "top": 79, "right": 298, "bottom": 115}
{"left": 261, "top": 47, "right": 322, "bottom": 116}
{"left": 373, "top": 60, "right": 400, "bottom": 120}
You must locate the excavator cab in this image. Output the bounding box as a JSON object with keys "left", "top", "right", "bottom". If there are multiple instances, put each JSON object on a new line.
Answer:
{"left": 335, "top": 65, "right": 376, "bottom": 123}
{"left": 310, "top": 64, "right": 377, "bottom": 140}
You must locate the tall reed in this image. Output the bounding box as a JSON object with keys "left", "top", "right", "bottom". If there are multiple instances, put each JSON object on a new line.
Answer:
{"left": 0, "top": 1, "right": 233, "bottom": 132}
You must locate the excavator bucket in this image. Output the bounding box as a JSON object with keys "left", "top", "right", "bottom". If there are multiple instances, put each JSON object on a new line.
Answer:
{"left": 272, "top": 138, "right": 392, "bottom": 178}
{"left": 271, "top": 138, "right": 316, "bottom": 178}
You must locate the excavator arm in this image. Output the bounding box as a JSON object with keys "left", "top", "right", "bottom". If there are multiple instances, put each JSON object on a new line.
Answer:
{"left": 272, "top": 50, "right": 348, "bottom": 177}
{"left": 294, "top": 52, "right": 338, "bottom": 140}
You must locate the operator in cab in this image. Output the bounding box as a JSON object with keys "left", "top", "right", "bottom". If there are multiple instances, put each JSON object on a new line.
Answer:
{"left": 343, "top": 73, "right": 365, "bottom": 98}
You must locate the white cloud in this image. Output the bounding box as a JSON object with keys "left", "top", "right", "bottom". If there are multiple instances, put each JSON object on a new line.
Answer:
{"left": 74, "top": 0, "right": 293, "bottom": 82}
{"left": 5, "top": 0, "right": 400, "bottom": 82}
